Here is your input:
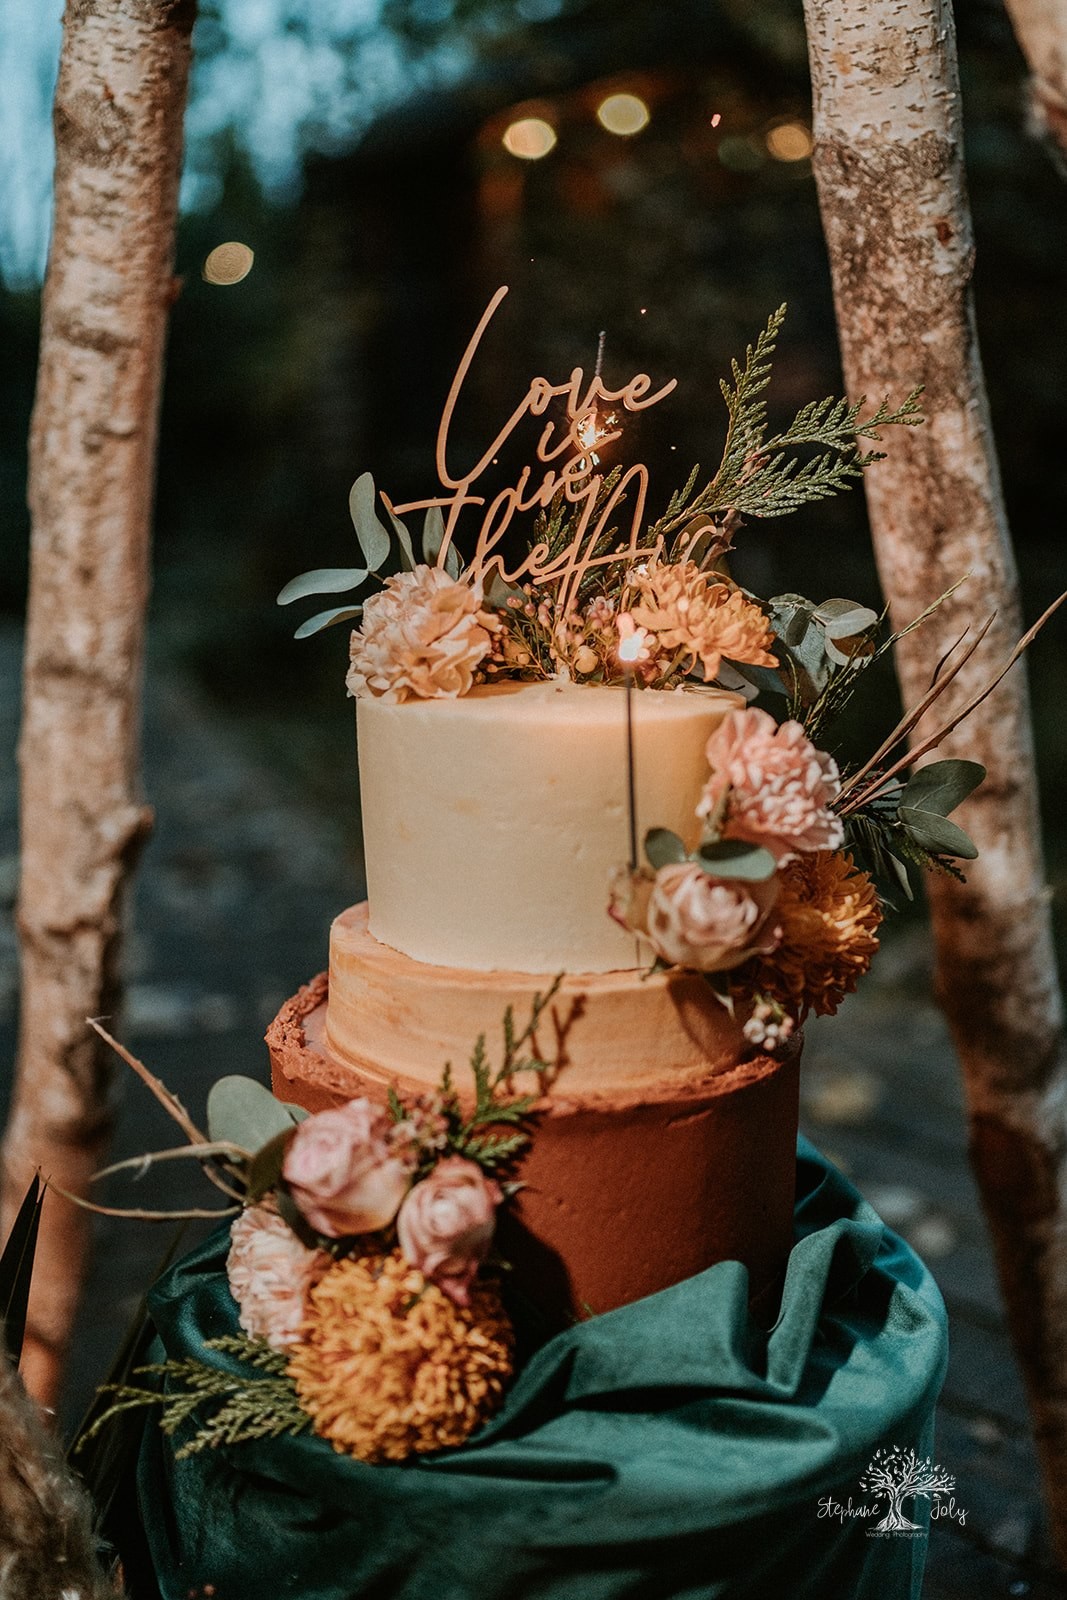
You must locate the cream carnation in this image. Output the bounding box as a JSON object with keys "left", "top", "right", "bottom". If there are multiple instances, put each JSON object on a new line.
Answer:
{"left": 699, "top": 707, "right": 844, "bottom": 860}
{"left": 282, "top": 1098, "right": 414, "bottom": 1239}
{"left": 645, "top": 861, "right": 780, "bottom": 972}
{"left": 397, "top": 1156, "right": 502, "bottom": 1307}
{"left": 225, "top": 1205, "right": 327, "bottom": 1350}
{"left": 346, "top": 565, "right": 498, "bottom": 702}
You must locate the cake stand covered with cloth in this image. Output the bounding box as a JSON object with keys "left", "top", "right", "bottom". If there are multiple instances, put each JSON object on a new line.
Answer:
{"left": 126, "top": 1139, "right": 948, "bottom": 1600}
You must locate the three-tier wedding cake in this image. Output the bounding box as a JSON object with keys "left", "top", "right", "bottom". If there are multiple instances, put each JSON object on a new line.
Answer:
{"left": 267, "top": 678, "right": 800, "bottom": 1322}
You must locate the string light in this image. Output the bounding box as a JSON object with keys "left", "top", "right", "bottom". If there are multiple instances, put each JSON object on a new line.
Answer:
{"left": 765, "top": 121, "right": 813, "bottom": 162}
{"left": 502, "top": 117, "right": 557, "bottom": 160}
{"left": 202, "top": 242, "right": 254, "bottom": 285}
{"left": 596, "top": 93, "right": 650, "bottom": 137}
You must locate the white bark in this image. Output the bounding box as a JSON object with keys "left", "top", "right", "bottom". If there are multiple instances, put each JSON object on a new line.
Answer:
{"left": 803, "top": 0, "right": 1067, "bottom": 1565}
{"left": 3, "top": 0, "right": 195, "bottom": 1407}
{"left": 1003, "top": 0, "right": 1067, "bottom": 164}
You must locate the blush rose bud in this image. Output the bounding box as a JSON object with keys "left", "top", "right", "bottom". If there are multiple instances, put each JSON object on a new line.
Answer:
{"left": 397, "top": 1156, "right": 503, "bottom": 1306}
{"left": 282, "top": 1098, "right": 414, "bottom": 1238}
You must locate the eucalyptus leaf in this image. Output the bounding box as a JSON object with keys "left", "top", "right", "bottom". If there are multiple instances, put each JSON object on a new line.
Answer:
{"left": 769, "top": 596, "right": 816, "bottom": 648}
{"left": 246, "top": 1129, "right": 293, "bottom": 1203}
{"left": 644, "top": 827, "right": 688, "bottom": 869}
{"left": 293, "top": 605, "right": 364, "bottom": 640}
{"left": 695, "top": 839, "right": 778, "bottom": 880}
{"left": 349, "top": 473, "right": 392, "bottom": 572}
{"left": 713, "top": 662, "right": 762, "bottom": 702}
{"left": 899, "top": 806, "right": 979, "bottom": 859}
{"left": 886, "top": 850, "right": 914, "bottom": 901}
{"left": 276, "top": 567, "right": 369, "bottom": 606}
{"left": 813, "top": 599, "right": 880, "bottom": 638}
{"left": 901, "top": 759, "right": 986, "bottom": 817}
{"left": 207, "top": 1076, "right": 304, "bottom": 1151}
{"left": 485, "top": 570, "right": 525, "bottom": 609}
{"left": 724, "top": 661, "right": 788, "bottom": 699}
{"left": 824, "top": 636, "right": 872, "bottom": 668}
{"left": 385, "top": 507, "right": 416, "bottom": 572}
{"left": 422, "top": 505, "right": 462, "bottom": 578}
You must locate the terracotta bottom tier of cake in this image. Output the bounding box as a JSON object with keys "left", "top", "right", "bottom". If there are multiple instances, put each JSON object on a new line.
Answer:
{"left": 267, "top": 969, "right": 800, "bottom": 1328}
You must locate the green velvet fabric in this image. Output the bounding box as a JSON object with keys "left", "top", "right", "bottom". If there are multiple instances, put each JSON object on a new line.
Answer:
{"left": 134, "top": 1139, "right": 947, "bottom": 1599}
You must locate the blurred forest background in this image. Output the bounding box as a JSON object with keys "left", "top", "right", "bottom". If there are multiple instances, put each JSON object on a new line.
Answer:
{"left": 3, "top": 0, "right": 1064, "bottom": 841}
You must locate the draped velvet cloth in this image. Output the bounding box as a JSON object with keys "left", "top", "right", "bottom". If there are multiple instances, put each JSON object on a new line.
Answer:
{"left": 134, "top": 1139, "right": 947, "bottom": 1599}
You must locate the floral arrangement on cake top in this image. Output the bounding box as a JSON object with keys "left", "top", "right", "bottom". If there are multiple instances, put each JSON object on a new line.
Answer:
{"left": 78, "top": 986, "right": 560, "bottom": 1465}
{"left": 277, "top": 289, "right": 1061, "bottom": 1031}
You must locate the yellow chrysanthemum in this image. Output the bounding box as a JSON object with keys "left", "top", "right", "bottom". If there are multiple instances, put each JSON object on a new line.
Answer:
{"left": 287, "top": 1250, "right": 513, "bottom": 1464}
{"left": 629, "top": 559, "right": 777, "bottom": 680}
{"left": 754, "top": 850, "right": 882, "bottom": 1017}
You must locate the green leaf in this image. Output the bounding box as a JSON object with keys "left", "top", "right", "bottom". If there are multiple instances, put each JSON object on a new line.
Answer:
{"left": 695, "top": 840, "right": 778, "bottom": 880}
{"left": 385, "top": 507, "right": 416, "bottom": 572}
{"left": 276, "top": 567, "right": 369, "bottom": 606}
{"left": 293, "top": 605, "right": 363, "bottom": 639}
{"left": 485, "top": 570, "right": 524, "bottom": 609}
{"left": 644, "top": 827, "right": 687, "bottom": 869}
{"left": 207, "top": 1077, "right": 302, "bottom": 1151}
{"left": 0, "top": 1174, "right": 44, "bottom": 1366}
{"left": 727, "top": 661, "right": 788, "bottom": 699}
{"left": 813, "top": 599, "right": 880, "bottom": 639}
{"left": 245, "top": 1129, "right": 293, "bottom": 1203}
{"left": 422, "top": 506, "right": 462, "bottom": 578}
{"left": 899, "top": 806, "right": 979, "bottom": 860}
{"left": 902, "top": 759, "right": 986, "bottom": 817}
{"left": 349, "top": 473, "right": 392, "bottom": 571}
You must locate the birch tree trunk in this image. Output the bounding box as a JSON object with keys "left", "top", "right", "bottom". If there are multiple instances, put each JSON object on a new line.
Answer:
{"left": 1003, "top": 0, "right": 1067, "bottom": 165}
{"left": 803, "top": 0, "right": 1067, "bottom": 1564}
{"left": 3, "top": 0, "right": 196, "bottom": 1408}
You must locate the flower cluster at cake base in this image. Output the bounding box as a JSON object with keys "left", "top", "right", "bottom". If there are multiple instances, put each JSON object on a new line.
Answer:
{"left": 80, "top": 985, "right": 560, "bottom": 1466}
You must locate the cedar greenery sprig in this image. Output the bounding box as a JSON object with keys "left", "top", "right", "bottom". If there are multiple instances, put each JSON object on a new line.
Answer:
{"left": 80, "top": 1335, "right": 310, "bottom": 1461}
{"left": 393, "top": 977, "right": 563, "bottom": 1175}
{"left": 645, "top": 305, "right": 924, "bottom": 554}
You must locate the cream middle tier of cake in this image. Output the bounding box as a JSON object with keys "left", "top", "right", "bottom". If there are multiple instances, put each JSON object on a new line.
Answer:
{"left": 356, "top": 678, "right": 744, "bottom": 974}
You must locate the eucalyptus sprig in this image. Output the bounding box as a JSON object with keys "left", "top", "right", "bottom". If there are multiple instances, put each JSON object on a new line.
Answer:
{"left": 277, "top": 471, "right": 464, "bottom": 638}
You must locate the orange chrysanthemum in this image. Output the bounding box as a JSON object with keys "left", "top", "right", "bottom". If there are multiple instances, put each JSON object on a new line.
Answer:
{"left": 287, "top": 1250, "right": 513, "bottom": 1464}
{"left": 629, "top": 559, "right": 777, "bottom": 680}
{"left": 753, "top": 850, "right": 882, "bottom": 1017}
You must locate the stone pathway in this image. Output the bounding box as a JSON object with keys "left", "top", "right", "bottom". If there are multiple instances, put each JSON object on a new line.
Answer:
{"left": 0, "top": 617, "right": 1063, "bottom": 1596}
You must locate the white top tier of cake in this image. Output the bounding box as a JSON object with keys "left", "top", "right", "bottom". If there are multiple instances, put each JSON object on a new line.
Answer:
{"left": 356, "top": 679, "right": 742, "bottom": 974}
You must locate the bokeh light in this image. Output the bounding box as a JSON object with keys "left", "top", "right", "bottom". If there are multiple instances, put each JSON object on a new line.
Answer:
{"left": 202, "top": 241, "right": 255, "bottom": 285}
{"left": 596, "top": 93, "right": 650, "bottom": 137}
{"left": 765, "top": 120, "right": 813, "bottom": 162}
{"left": 502, "top": 117, "right": 557, "bottom": 160}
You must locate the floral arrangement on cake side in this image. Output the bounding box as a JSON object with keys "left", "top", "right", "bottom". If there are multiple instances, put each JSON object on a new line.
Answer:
{"left": 77, "top": 984, "right": 560, "bottom": 1465}
{"left": 279, "top": 298, "right": 1054, "bottom": 1035}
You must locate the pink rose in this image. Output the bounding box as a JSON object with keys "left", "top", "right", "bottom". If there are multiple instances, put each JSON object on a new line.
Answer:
{"left": 699, "top": 707, "right": 843, "bottom": 861}
{"left": 397, "top": 1156, "right": 502, "bottom": 1306}
{"left": 645, "top": 861, "right": 780, "bottom": 972}
{"left": 282, "top": 1098, "right": 414, "bottom": 1238}
{"left": 226, "top": 1205, "right": 328, "bottom": 1349}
